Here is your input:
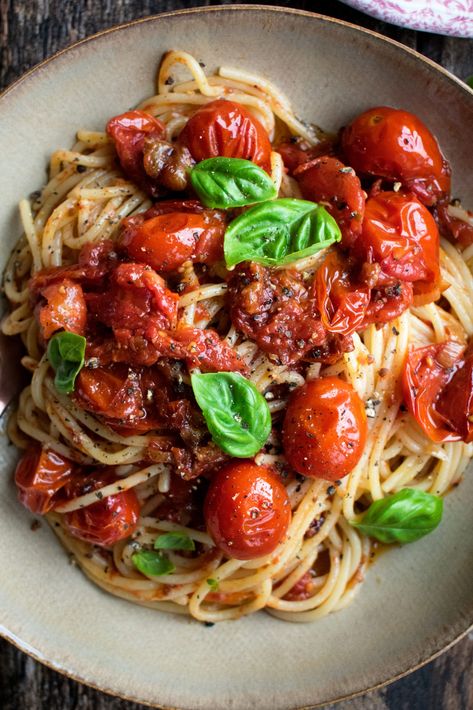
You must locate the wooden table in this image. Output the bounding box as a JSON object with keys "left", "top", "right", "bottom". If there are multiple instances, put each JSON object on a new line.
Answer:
{"left": 1, "top": 1, "right": 472, "bottom": 708}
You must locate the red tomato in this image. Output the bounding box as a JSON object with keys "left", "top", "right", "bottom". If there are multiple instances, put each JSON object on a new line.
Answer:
{"left": 277, "top": 139, "right": 335, "bottom": 174}
{"left": 106, "top": 110, "right": 166, "bottom": 196}
{"left": 357, "top": 191, "right": 440, "bottom": 302}
{"left": 341, "top": 107, "right": 450, "bottom": 205}
{"left": 436, "top": 204, "right": 473, "bottom": 249}
{"left": 315, "top": 252, "right": 370, "bottom": 335}
{"left": 63, "top": 470, "right": 140, "bottom": 547}
{"left": 294, "top": 157, "right": 365, "bottom": 247}
{"left": 75, "top": 365, "right": 145, "bottom": 422}
{"left": 436, "top": 343, "right": 473, "bottom": 442}
{"left": 362, "top": 281, "right": 414, "bottom": 327}
{"left": 283, "top": 377, "right": 367, "bottom": 480}
{"left": 204, "top": 461, "right": 291, "bottom": 560}
{"left": 15, "top": 446, "right": 75, "bottom": 514}
{"left": 121, "top": 210, "right": 225, "bottom": 272}
{"left": 180, "top": 99, "right": 272, "bottom": 171}
{"left": 283, "top": 571, "right": 316, "bottom": 601}
{"left": 402, "top": 341, "right": 464, "bottom": 442}
{"left": 37, "top": 278, "right": 86, "bottom": 340}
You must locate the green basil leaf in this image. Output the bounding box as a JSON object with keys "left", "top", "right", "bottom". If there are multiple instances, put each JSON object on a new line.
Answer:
{"left": 224, "top": 198, "right": 341, "bottom": 267}
{"left": 207, "top": 578, "right": 219, "bottom": 591}
{"left": 154, "top": 532, "right": 195, "bottom": 551}
{"left": 190, "top": 157, "right": 277, "bottom": 209}
{"left": 132, "top": 550, "right": 175, "bottom": 577}
{"left": 351, "top": 488, "right": 443, "bottom": 544}
{"left": 191, "top": 372, "right": 271, "bottom": 458}
{"left": 47, "top": 331, "right": 86, "bottom": 394}
{"left": 466, "top": 75, "right": 473, "bottom": 89}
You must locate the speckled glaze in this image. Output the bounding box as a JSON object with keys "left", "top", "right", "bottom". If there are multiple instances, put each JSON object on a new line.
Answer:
{"left": 1, "top": 7, "right": 473, "bottom": 709}
{"left": 340, "top": 0, "right": 473, "bottom": 37}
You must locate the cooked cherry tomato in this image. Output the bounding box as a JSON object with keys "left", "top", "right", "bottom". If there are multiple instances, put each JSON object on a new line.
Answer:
{"left": 106, "top": 110, "right": 166, "bottom": 196}
{"left": 436, "top": 204, "right": 473, "bottom": 249}
{"left": 204, "top": 461, "right": 291, "bottom": 560}
{"left": 283, "top": 377, "right": 367, "bottom": 480}
{"left": 315, "top": 252, "right": 370, "bottom": 335}
{"left": 402, "top": 341, "right": 464, "bottom": 443}
{"left": 121, "top": 210, "right": 225, "bottom": 272}
{"left": 362, "top": 281, "right": 414, "bottom": 327}
{"left": 357, "top": 191, "right": 440, "bottom": 303}
{"left": 75, "top": 365, "right": 145, "bottom": 422}
{"left": 294, "top": 157, "right": 365, "bottom": 247}
{"left": 37, "top": 278, "right": 86, "bottom": 340}
{"left": 15, "top": 446, "right": 75, "bottom": 514}
{"left": 63, "top": 470, "right": 140, "bottom": 547}
{"left": 341, "top": 107, "right": 450, "bottom": 205}
{"left": 436, "top": 343, "right": 473, "bottom": 442}
{"left": 277, "top": 139, "right": 334, "bottom": 174}
{"left": 180, "top": 99, "right": 272, "bottom": 171}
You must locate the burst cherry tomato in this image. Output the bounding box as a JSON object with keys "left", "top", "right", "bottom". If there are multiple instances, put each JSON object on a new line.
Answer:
{"left": 15, "top": 446, "right": 75, "bottom": 514}
{"left": 283, "top": 377, "right": 367, "bottom": 480}
{"left": 294, "top": 157, "right": 365, "bottom": 247}
{"left": 37, "top": 278, "right": 86, "bottom": 340}
{"left": 180, "top": 99, "right": 272, "bottom": 171}
{"left": 402, "top": 341, "right": 465, "bottom": 442}
{"left": 341, "top": 106, "right": 450, "bottom": 205}
{"left": 121, "top": 210, "right": 225, "bottom": 272}
{"left": 357, "top": 191, "right": 440, "bottom": 303}
{"left": 63, "top": 470, "right": 140, "bottom": 547}
{"left": 315, "top": 251, "right": 370, "bottom": 335}
{"left": 204, "top": 461, "right": 291, "bottom": 560}
{"left": 106, "top": 110, "right": 166, "bottom": 196}
{"left": 436, "top": 343, "right": 473, "bottom": 442}
{"left": 75, "top": 365, "right": 145, "bottom": 422}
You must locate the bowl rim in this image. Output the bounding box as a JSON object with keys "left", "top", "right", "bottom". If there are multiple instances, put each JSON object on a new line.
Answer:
{"left": 1, "top": 5, "right": 473, "bottom": 708}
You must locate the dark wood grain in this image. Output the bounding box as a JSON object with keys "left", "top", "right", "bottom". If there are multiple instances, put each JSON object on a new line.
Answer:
{"left": 1, "top": 1, "right": 472, "bottom": 709}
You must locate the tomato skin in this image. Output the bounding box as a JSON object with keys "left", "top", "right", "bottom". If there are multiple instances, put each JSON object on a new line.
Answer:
{"left": 315, "top": 252, "right": 370, "bottom": 335}
{"left": 341, "top": 107, "right": 450, "bottom": 206}
{"left": 37, "top": 278, "right": 86, "bottom": 340}
{"left": 121, "top": 210, "right": 225, "bottom": 272}
{"left": 283, "top": 377, "right": 367, "bottom": 480}
{"left": 357, "top": 191, "right": 440, "bottom": 301}
{"left": 435, "top": 204, "right": 473, "bottom": 249}
{"left": 63, "top": 470, "right": 140, "bottom": 547}
{"left": 106, "top": 110, "right": 166, "bottom": 196}
{"left": 402, "top": 342, "right": 464, "bottom": 443}
{"left": 436, "top": 344, "right": 473, "bottom": 442}
{"left": 362, "top": 281, "right": 414, "bottom": 327}
{"left": 294, "top": 157, "right": 365, "bottom": 247}
{"left": 204, "top": 461, "right": 291, "bottom": 560}
{"left": 15, "top": 446, "right": 75, "bottom": 514}
{"left": 75, "top": 365, "right": 145, "bottom": 422}
{"left": 180, "top": 99, "right": 272, "bottom": 171}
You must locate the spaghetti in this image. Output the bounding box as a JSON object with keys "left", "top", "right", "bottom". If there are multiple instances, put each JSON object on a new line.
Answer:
{"left": 3, "top": 50, "right": 473, "bottom": 623}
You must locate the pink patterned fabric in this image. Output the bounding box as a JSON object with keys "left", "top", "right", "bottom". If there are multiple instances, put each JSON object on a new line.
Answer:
{"left": 341, "top": 0, "right": 473, "bottom": 37}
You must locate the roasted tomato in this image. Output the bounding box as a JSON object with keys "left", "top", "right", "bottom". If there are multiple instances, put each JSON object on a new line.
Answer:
{"left": 341, "top": 107, "right": 450, "bottom": 206}
{"left": 204, "top": 461, "right": 291, "bottom": 560}
{"left": 37, "top": 278, "right": 86, "bottom": 340}
{"left": 435, "top": 203, "right": 473, "bottom": 249}
{"left": 315, "top": 252, "right": 370, "bottom": 335}
{"left": 283, "top": 377, "right": 367, "bottom": 480}
{"left": 15, "top": 446, "right": 75, "bottom": 514}
{"left": 436, "top": 343, "right": 473, "bottom": 442}
{"left": 357, "top": 191, "right": 440, "bottom": 303}
{"left": 120, "top": 209, "right": 225, "bottom": 272}
{"left": 180, "top": 99, "right": 272, "bottom": 171}
{"left": 362, "top": 281, "right": 414, "bottom": 327}
{"left": 402, "top": 341, "right": 465, "bottom": 442}
{"left": 75, "top": 365, "right": 145, "bottom": 423}
{"left": 63, "top": 470, "right": 140, "bottom": 547}
{"left": 277, "top": 139, "right": 335, "bottom": 174}
{"left": 294, "top": 157, "right": 365, "bottom": 247}
{"left": 106, "top": 110, "right": 166, "bottom": 196}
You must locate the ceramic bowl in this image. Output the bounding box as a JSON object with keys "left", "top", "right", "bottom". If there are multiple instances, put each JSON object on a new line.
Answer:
{"left": 340, "top": 0, "right": 473, "bottom": 38}
{"left": 1, "top": 6, "right": 473, "bottom": 709}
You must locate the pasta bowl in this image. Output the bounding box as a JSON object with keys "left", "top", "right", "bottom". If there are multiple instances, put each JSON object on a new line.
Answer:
{"left": 1, "top": 6, "right": 473, "bottom": 708}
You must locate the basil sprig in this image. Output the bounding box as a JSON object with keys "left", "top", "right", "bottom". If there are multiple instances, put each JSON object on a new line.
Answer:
{"left": 224, "top": 198, "right": 341, "bottom": 268}
{"left": 190, "top": 157, "right": 276, "bottom": 209}
{"left": 47, "top": 331, "right": 86, "bottom": 394}
{"left": 191, "top": 372, "right": 271, "bottom": 458}
{"left": 351, "top": 488, "right": 443, "bottom": 544}
{"left": 132, "top": 550, "right": 175, "bottom": 577}
{"left": 154, "top": 532, "right": 195, "bottom": 551}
